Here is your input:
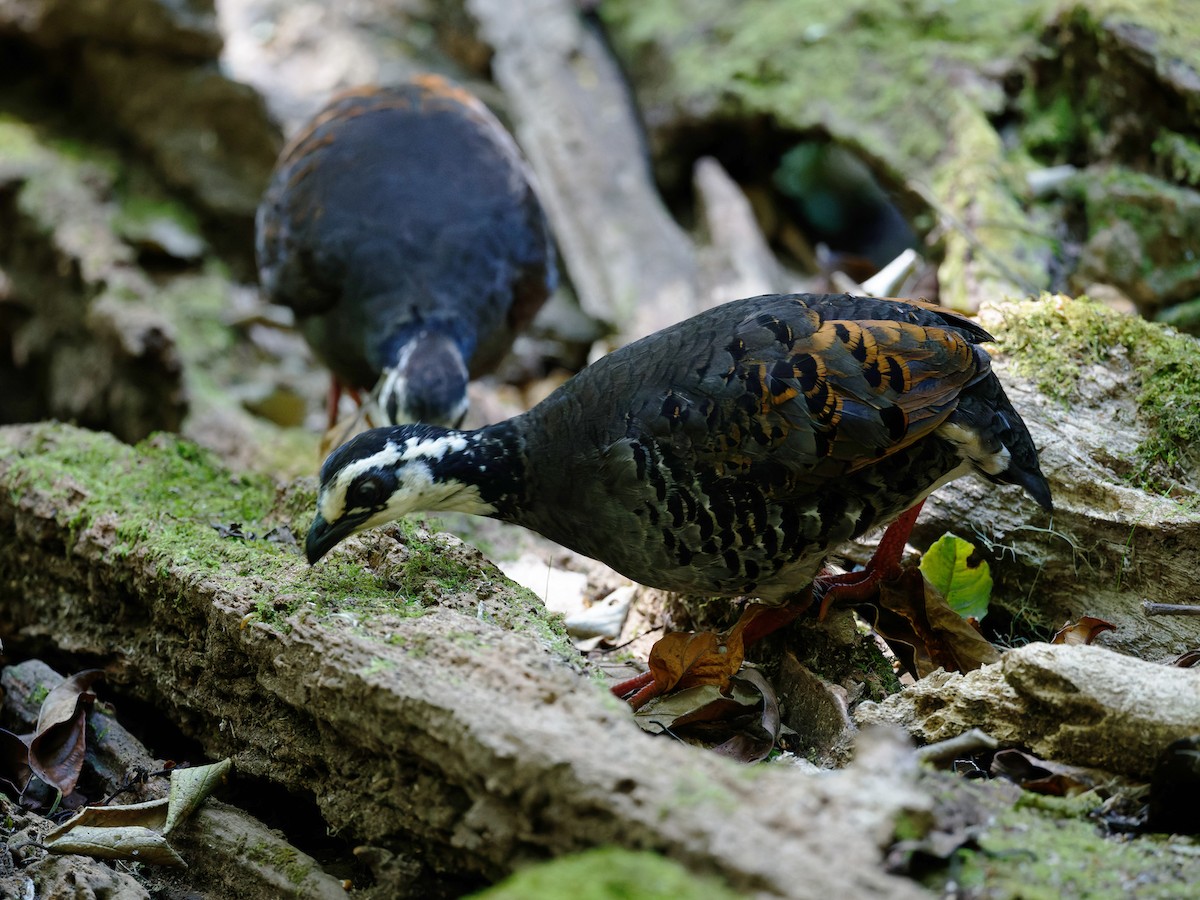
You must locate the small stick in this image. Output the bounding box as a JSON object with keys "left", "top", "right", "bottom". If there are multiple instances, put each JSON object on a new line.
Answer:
{"left": 1142, "top": 601, "right": 1200, "bottom": 617}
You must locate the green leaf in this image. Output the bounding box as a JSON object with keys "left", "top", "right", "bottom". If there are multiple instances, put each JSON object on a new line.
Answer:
{"left": 919, "top": 533, "right": 992, "bottom": 621}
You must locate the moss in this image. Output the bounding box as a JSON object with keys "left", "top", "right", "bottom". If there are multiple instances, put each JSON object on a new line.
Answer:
{"left": 601, "top": 0, "right": 1069, "bottom": 302}
{"left": 244, "top": 841, "right": 312, "bottom": 887}
{"left": 0, "top": 424, "right": 404, "bottom": 622}
{"left": 1153, "top": 131, "right": 1200, "bottom": 188}
{"left": 0, "top": 424, "right": 582, "bottom": 665}
{"left": 1067, "top": 167, "right": 1200, "bottom": 302}
{"left": 112, "top": 193, "right": 203, "bottom": 239}
{"left": 385, "top": 518, "right": 578, "bottom": 661}
{"left": 604, "top": 0, "right": 1053, "bottom": 174}
{"left": 0, "top": 117, "right": 46, "bottom": 168}
{"left": 929, "top": 792, "right": 1200, "bottom": 898}
{"left": 470, "top": 847, "right": 743, "bottom": 900}
{"left": 997, "top": 294, "right": 1200, "bottom": 489}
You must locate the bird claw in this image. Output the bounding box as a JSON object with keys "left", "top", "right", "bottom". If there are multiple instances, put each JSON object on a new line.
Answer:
{"left": 609, "top": 670, "right": 660, "bottom": 710}
{"left": 812, "top": 500, "right": 927, "bottom": 618}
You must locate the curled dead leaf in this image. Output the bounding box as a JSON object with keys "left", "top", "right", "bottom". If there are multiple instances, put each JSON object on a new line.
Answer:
{"left": 29, "top": 669, "right": 104, "bottom": 796}
{"left": 867, "top": 568, "right": 1000, "bottom": 678}
{"left": 645, "top": 604, "right": 780, "bottom": 696}
{"left": 1052, "top": 617, "right": 1116, "bottom": 645}
{"left": 990, "top": 748, "right": 1101, "bottom": 797}
{"left": 0, "top": 728, "right": 33, "bottom": 796}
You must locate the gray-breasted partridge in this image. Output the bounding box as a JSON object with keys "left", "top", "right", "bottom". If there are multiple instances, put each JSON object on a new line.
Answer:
{"left": 305, "top": 292, "right": 1052, "bottom": 699}
{"left": 256, "top": 75, "right": 556, "bottom": 429}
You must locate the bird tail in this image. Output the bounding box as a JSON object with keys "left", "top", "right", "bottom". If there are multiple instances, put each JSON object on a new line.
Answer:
{"left": 949, "top": 375, "right": 1053, "bottom": 511}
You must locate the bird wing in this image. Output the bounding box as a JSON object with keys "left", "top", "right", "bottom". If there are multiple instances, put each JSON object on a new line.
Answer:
{"left": 624, "top": 293, "right": 991, "bottom": 481}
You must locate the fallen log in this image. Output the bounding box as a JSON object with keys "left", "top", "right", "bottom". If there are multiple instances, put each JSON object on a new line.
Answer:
{"left": 0, "top": 422, "right": 930, "bottom": 898}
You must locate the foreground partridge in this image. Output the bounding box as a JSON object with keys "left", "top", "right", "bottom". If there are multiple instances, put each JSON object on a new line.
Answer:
{"left": 256, "top": 76, "right": 556, "bottom": 428}
{"left": 306, "top": 293, "right": 1052, "bottom": 693}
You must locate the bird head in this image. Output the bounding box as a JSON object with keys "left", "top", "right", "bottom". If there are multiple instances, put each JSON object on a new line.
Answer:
{"left": 377, "top": 331, "right": 470, "bottom": 428}
{"left": 306, "top": 425, "right": 495, "bottom": 564}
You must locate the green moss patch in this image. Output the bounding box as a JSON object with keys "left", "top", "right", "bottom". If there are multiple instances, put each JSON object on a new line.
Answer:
{"left": 0, "top": 424, "right": 394, "bottom": 621}
{"left": 997, "top": 294, "right": 1200, "bottom": 488}
{"left": 933, "top": 792, "right": 1200, "bottom": 899}
{"left": 0, "top": 424, "right": 579, "bottom": 663}
{"left": 470, "top": 847, "right": 743, "bottom": 900}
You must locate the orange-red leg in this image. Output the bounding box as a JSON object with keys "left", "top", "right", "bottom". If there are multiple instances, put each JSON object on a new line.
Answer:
{"left": 609, "top": 596, "right": 810, "bottom": 709}
{"left": 611, "top": 502, "right": 926, "bottom": 710}
{"left": 326, "top": 376, "right": 364, "bottom": 430}
{"left": 814, "top": 501, "right": 924, "bottom": 618}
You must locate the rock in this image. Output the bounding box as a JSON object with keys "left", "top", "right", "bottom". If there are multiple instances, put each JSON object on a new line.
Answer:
{"left": 855, "top": 642, "right": 1200, "bottom": 779}
{"left": 2, "top": 0, "right": 280, "bottom": 226}
{"left": 600, "top": 0, "right": 1200, "bottom": 315}
{"left": 1071, "top": 167, "right": 1200, "bottom": 314}
{"left": 466, "top": 0, "right": 703, "bottom": 338}
{"left": 0, "top": 0, "right": 220, "bottom": 57}
{"left": 0, "top": 119, "right": 186, "bottom": 441}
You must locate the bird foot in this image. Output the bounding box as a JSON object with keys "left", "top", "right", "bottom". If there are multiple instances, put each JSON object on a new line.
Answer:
{"left": 609, "top": 598, "right": 811, "bottom": 710}
{"left": 813, "top": 501, "right": 925, "bottom": 618}
{"left": 609, "top": 671, "right": 659, "bottom": 710}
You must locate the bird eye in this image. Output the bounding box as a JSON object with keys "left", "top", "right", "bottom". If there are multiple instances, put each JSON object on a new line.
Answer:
{"left": 351, "top": 477, "right": 385, "bottom": 509}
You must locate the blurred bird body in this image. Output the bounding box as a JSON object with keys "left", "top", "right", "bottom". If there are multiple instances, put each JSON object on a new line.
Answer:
{"left": 306, "top": 292, "right": 1051, "bottom": 605}
{"left": 256, "top": 76, "right": 556, "bottom": 427}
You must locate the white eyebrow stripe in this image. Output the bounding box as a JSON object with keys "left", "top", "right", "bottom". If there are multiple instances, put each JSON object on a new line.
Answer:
{"left": 401, "top": 433, "right": 470, "bottom": 461}
{"left": 318, "top": 441, "right": 403, "bottom": 523}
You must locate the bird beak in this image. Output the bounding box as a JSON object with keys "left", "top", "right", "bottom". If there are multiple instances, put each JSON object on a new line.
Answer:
{"left": 306, "top": 513, "right": 355, "bottom": 565}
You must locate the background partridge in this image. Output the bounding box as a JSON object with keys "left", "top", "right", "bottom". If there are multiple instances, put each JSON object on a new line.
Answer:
{"left": 256, "top": 75, "right": 557, "bottom": 428}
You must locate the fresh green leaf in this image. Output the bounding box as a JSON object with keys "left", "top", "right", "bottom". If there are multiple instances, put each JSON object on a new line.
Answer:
{"left": 919, "top": 533, "right": 992, "bottom": 621}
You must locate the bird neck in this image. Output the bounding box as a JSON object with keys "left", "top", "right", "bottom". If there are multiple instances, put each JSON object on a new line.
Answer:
{"left": 421, "top": 420, "right": 527, "bottom": 519}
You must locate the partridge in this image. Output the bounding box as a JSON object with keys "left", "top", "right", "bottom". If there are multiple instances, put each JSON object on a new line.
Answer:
{"left": 305, "top": 293, "right": 1052, "bottom": 691}
{"left": 256, "top": 75, "right": 556, "bottom": 428}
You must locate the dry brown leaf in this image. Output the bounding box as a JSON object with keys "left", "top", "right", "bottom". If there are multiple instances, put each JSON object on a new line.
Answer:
{"left": 29, "top": 669, "right": 104, "bottom": 796}
{"left": 0, "top": 728, "right": 33, "bottom": 796}
{"left": 1173, "top": 649, "right": 1200, "bottom": 668}
{"left": 709, "top": 668, "right": 781, "bottom": 763}
{"left": 45, "top": 799, "right": 170, "bottom": 843}
{"left": 645, "top": 605, "right": 778, "bottom": 695}
{"left": 1051, "top": 616, "right": 1117, "bottom": 645}
{"left": 990, "top": 748, "right": 1100, "bottom": 797}
{"left": 633, "top": 672, "right": 778, "bottom": 761}
{"left": 871, "top": 568, "right": 1000, "bottom": 678}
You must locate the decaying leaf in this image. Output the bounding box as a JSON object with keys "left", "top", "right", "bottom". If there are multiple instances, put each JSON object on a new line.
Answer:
{"left": 1052, "top": 617, "right": 1117, "bottom": 645}
{"left": 0, "top": 728, "right": 33, "bottom": 795}
{"left": 918, "top": 533, "right": 992, "bottom": 621}
{"left": 44, "top": 798, "right": 169, "bottom": 842}
{"left": 645, "top": 605, "right": 779, "bottom": 696}
{"left": 164, "top": 758, "right": 232, "bottom": 834}
{"left": 44, "top": 825, "right": 186, "bottom": 868}
{"left": 28, "top": 670, "right": 104, "bottom": 796}
{"left": 710, "top": 668, "right": 781, "bottom": 763}
{"left": 1174, "top": 649, "right": 1200, "bottom": 668}
{"left": 868, "top": 568, "right": 1001, "bottom": 678}
{"left": 44, "top": 759, "right": 233, "bottom": 867}
{"left": 990, "top": 748, "right": 1101, "bottom": 796}
{"left": 633, "top": 669, "right": 779, "bottom": 762}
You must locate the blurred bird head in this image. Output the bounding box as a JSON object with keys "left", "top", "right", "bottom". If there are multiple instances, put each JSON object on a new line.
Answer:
{"left": 376, "top": 330, "right": 470, "bottom": 428}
